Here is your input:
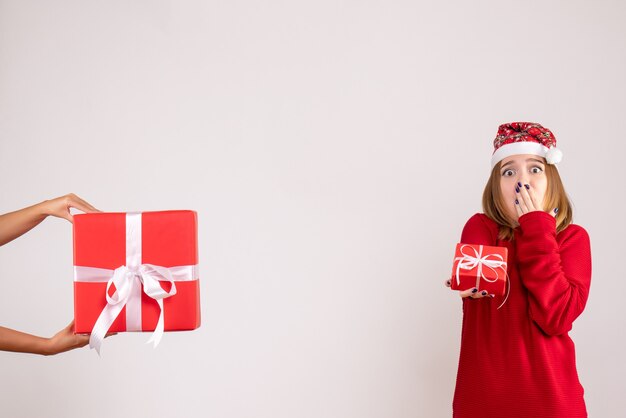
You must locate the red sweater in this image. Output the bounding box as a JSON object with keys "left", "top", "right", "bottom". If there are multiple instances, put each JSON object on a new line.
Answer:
{"left": 452, "top": 211, "right": 592, "bottom": 418}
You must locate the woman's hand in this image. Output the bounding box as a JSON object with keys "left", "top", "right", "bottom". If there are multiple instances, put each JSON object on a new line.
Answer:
{"left": 445, "top": 278, "right": 494, "bottom": 299}
{"left": 39, "top": 193, "right": 101, "bottom": 223}
{"left": 43, "top": 320, "right": 116, "bottom": 356}
{"left": 514, "top": 182, "right": 557, "bottom": 219}
{"left": 0, "top": 320, "right": 115, "bottom": 355}
{"left": 43, "top": 320, "right": 90, "bottom": 355}
{"left": 0, "top": 193, "right": 100, "bottom": 246}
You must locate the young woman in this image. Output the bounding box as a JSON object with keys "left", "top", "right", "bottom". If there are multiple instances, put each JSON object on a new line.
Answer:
{"left": 445, "top": 122, "right": 592, "bottom": 418}
{"left": 0, "top": 193, "right": 103, "bottom": 355}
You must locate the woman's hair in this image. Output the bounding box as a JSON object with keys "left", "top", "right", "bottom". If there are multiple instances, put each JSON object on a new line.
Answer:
{"left": 481, "top": 158, "right": 573, "bottom": 241}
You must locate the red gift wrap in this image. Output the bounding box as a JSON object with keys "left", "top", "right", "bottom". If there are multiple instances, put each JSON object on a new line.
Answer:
{"left": 450, "top": 243, "right": 508, "bottom": 296}
{"left": 73, "top": 210, "right": 201, "bottom": 337}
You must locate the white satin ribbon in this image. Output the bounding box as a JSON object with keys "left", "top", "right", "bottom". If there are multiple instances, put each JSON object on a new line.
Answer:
{"left": 74, "top": 212, "right": 198, "bottom": 354}
{"left": 454, "top": 244, "right": 511, "bottom": 309}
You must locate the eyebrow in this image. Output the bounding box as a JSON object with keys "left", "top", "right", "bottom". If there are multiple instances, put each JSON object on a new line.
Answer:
{"left": 501, "top": 158, "right": 545, "bottom": 169}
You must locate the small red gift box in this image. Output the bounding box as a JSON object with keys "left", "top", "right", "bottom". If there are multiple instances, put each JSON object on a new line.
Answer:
{"left": 73, "top": 210, "right": 200, "bottom": 352}
{"left": 450, "top": 243, "right": 508, "bottom": 296}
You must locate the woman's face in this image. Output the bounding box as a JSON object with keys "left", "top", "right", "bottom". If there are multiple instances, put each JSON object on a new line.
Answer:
{"left": 499, "top": 154, "right": 548, "bottom": 222}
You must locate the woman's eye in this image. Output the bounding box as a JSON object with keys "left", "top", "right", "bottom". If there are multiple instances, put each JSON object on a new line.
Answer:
{"left": 502, "top": 169, "right": 514, "bottom": 177}
{"left": 531, "top": 166, "right": 544, "bottom": 174}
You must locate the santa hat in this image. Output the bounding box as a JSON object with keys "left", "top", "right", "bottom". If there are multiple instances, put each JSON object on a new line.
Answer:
{"left": 490, "top": 122, "right": 563, "bottom": 169}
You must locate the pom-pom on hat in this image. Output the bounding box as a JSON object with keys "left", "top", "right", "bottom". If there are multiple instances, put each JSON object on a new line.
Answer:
{"left": 490, "top": 122, "right": 563, "bottom": 169}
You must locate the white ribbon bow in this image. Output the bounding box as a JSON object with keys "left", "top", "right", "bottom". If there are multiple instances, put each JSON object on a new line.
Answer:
{"left": 88, "top": 264, "right": 177, "bottom": 354}
{"left": 454, "top": 244, "right": 511, "bottom": 309}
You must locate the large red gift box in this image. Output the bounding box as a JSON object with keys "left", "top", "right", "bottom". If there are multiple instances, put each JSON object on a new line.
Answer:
{"left": 450, "top": 243, "right": 508, "bottom": 296}
{"left": 73, "top": 210, "right": 201, "bottom": 338}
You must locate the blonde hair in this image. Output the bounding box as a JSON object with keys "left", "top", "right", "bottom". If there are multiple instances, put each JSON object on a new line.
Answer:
{"left": 481, "top": 159, "right": 573, "bottom": 241}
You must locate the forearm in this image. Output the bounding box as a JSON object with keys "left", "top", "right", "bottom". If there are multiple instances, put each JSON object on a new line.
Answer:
{"left": 516, "top": 213, "right": 570, "bottom": 298}
{"left": 0, "top": 201, "right": 48, "bottom": 246}
{"left": 516, "top": 212, "right": 591, "bottom": 335}
{"left": 0, "top": 326, "right": 50, "bottom": 355}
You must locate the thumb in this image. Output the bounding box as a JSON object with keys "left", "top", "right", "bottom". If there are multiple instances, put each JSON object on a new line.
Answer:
{"left": 63, "top": 211, "right": 74, "bottom": 224}
{"left": 56, "top": 208, "right": 74, "bottom": 224}
{"left": 65, "top": 320, "right": 76, "bottom": 332}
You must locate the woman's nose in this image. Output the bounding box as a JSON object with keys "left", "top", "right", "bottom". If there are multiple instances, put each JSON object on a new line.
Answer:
{"left": 517, "top": 174, "right": 529, "bottom": 185}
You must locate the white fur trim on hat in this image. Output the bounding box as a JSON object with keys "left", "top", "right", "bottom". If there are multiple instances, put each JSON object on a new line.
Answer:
{"left": 490, "top": 141, "right": 562, "bottom": 169}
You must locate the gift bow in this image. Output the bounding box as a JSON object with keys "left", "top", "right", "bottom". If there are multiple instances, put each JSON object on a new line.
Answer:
{"left": 454, "top": 244, "right": 510, "bottom": 309}
{"left": 73, "top": 212, "right": 198, "bottom": 354}
{"left": 89, "top": 264, "right": 176, "bottom": 354}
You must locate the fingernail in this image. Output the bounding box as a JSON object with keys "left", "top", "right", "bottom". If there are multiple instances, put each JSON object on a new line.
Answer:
{"left": 515, "top": 199, "right": 519, "bottom": 204}
{"left": 472, "top": 288, "right": 478, "bottom": 293}
{"left": 524, "top": 184, "right": 529, "bottom": 189}
{"left": 515, "top": 187, "right": 520, "bottom": 193}
{"left": 490, "top": 294, "right": 495, "bottom": 298}
{"left": 517, "top": 182, "right": 522, "bottom": 187}
{"left": 554, "top": 208, "right": 559, "bottom": 213}
{"left": 481, "top": 291, "right": 487, "bottom": 295}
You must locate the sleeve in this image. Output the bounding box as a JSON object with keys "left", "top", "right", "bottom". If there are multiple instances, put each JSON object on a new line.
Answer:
{"left": 515, "top": 211, "right": 592, "bottom": 336}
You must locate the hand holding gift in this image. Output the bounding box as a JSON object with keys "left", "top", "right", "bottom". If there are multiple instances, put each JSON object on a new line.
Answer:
{"left": 0, "top": 193, "right": 100, "bottom": 247}
{"left": 444, "top": 277, "right": 493, "bottom": 299}
{"left": 447, "top": 243, "right": 510, "bottom": 308}
{"left": 40, "top": 193, "right": 101, "bottom": 223}
{"left": 45, "top": 320, "right": 116, "bottom": 355}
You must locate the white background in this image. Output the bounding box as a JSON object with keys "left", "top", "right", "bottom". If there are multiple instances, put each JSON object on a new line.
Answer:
{"left": 0, "top": 1, "right": 624, "bottom": 417}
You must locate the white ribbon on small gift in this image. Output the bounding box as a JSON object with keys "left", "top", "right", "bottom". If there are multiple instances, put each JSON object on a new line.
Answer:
{"left": 73, "top": 212, "right": 199, "bottom": 354}
{"left": 454, "top": 244, "right": 510, "bottom": 309}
